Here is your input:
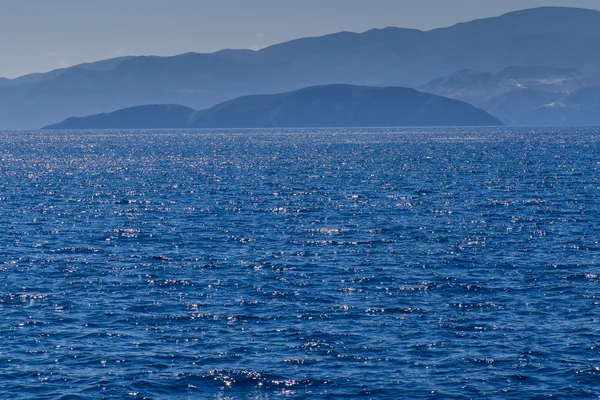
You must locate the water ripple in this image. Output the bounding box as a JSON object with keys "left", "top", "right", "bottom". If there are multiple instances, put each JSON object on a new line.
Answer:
{"left": 0, "top": 128, "right": 599, "bottom": 398}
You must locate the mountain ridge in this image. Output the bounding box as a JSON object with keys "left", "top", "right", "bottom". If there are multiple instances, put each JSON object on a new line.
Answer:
{"left": 7, "top": 6, "right": 600, "bottom": 83}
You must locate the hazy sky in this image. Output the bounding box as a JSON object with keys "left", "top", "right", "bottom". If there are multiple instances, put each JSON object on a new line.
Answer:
{"left": 2, "top": 0, "right": 600, "bottom": 78}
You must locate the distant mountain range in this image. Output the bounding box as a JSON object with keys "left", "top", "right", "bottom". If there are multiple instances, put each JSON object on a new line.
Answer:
{"left": 43, "top": 84, "right": 502, "bottom": 129}
{"left": 3, "top": 6, "right": 600, "bottom": 128}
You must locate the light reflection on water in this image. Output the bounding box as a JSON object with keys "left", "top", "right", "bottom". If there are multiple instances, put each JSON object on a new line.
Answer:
{"left": 0, "top": 127, "right": 599, "bottom": 398}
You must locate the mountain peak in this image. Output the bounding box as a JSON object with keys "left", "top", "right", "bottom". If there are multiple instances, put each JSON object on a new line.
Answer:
{"left": 433, "top": 6, "right": 600, "bottom": 36}
{"left": 501, "top": 6, "right": 600, "bottom": 16}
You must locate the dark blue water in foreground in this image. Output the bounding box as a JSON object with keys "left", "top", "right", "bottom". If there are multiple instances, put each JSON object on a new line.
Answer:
{"left": 1, "top": 128, "right": 599, "bottom": 399}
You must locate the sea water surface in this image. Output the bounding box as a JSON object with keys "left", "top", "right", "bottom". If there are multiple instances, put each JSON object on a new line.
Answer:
{"left": 0, "top": 128, "right": 599, "bottom": 399}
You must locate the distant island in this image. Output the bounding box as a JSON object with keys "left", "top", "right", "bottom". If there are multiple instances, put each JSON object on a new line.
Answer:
{"left": 42, "top": 84, "right": 502, "bottom": 129}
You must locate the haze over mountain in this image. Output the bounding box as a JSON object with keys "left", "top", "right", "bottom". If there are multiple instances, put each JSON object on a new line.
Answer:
{"left": 420, "top": 66, "right": 600, "bottom": 125}
{"left": 3, "top": 6, "right": 600, "bottom": 128}
{"left": 0, "top": 57, "right": 135, "bottom": 87}
{"left": 43, "top": 85, "right": 502, "bottom": 129}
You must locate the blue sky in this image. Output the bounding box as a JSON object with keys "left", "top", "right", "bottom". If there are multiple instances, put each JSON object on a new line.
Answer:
{"left": 1, "top": 0, "right": 600, "bottom": 78}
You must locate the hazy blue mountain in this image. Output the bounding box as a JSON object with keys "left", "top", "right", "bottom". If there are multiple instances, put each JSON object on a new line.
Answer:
{"left": 43, "top": 84, "right": 502, "bottom": 129}
{"left": 44, "top": 104, "right": 196, "bottom": 129}
{"left": 5, "top": 7, "right": 600, "bottom": 128}
{"left": 0, "top": 56, "right": 134, "bottom": 87}
{"left": 421, "top": 67, "right": 589, "bottom": 102}
{"left": 420, "top": 66, "right": 600, "bottom": 124}
{"left": 524, "top": 86, "right": 600, "bottom": 125}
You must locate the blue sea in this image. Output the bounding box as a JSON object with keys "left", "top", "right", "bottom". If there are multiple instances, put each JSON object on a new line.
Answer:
{"left": 1, "top": 128, "right": 599, "bottom": 399}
